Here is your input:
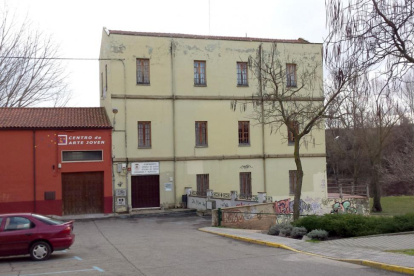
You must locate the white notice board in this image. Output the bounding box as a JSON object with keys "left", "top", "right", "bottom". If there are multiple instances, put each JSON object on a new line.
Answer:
{"left": 131, "top": 162, "right": 160, "bottom": 175}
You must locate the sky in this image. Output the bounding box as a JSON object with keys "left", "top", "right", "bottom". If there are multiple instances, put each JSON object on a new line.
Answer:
{"left": 5, "top": 0, "right": 327, "bottom": 107}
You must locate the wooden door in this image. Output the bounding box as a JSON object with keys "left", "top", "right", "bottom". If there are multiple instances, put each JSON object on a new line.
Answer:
{"left": 62, "top": 172, "right": 104, "bottom": 215}
{"left": 131, "top": 175, "right": 160, "bottom": 208}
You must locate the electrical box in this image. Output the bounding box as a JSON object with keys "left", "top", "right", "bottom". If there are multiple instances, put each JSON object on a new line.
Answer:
{"left": 122, "top": 163, "right": 127, "bottom": 169}
{"left": 117, "top": 164, "right": 122, "bottom": 173}
{"left": 206, "top": 200, "right": 216, "bottom": 210}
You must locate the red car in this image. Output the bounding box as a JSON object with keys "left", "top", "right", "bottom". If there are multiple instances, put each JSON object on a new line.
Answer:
{"left": 0, "top": 213, "right": 75, "bottom": 261}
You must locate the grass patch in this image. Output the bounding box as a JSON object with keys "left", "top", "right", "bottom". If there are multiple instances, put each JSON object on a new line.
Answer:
{"left": 370, "top": 196, "right": 414, "bottom": 216}
{"left": 306, "top": 239, "right": 321, "bottom": 243}
{"left": 386, "top": 249, "right": 414, "bottom": 256}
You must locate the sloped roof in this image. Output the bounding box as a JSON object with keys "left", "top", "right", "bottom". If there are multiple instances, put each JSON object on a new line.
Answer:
{"left": 108, "top": 30, "right": 310, "bottom": 44}
{"left": 0, "top": 107, "right": 112, "bottom": 129}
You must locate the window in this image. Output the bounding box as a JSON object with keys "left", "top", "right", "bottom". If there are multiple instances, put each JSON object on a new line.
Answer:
{"left": 289, "top": 170, "right": 298, "bottom": 195}
{"left": 239, "top": 172, "right": 252, "bottom": 197}
{"left": 238, "top": 121, "right": 250, "bottom": 145}
{"left": 32, "top": 214, "right": 64, "bottom": 225}
{"left": 194, "top": 61, "right": 206, "bottom": 85}
{"left": 137, "top": 59, "right": 150, "bottom": 84}
{"left": 197, "top": 174, "right": 209, "bottom": 196}
{"left": 105, "top": 64, "right": 108, "bottom": 91}
{"left": 237, "top": 62, "right": 248, "bottom": 86}
{"left": 4, "top": 217, "right": 34, "bottom": 231}
{"left": 101, "top": 72, "right": 104, "bottom": 97}
{"left": 138, "top": 121, "right": 151, "bottom": 148}
{"left": 195, "top": 121, "right": 208, "bottom": 147}
{"left": 62, "top": 151, "right": 103, "bottom": 162}
{"left": 287, "top": 121, "right": 299, "bottom": 144}
{"left": 286, "top": 64, "right": 297, "bottom": 87}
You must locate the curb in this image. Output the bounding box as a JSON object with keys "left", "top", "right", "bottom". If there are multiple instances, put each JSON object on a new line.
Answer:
{"left": 199, "top": 228, "right": 414, "bottom": 275}
{"left": 50, "top": 209, "right": 197, "bottom": 221}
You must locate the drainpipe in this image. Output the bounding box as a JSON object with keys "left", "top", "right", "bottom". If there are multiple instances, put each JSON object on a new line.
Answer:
{"left": 33, "top": 130, "right": 36, "bottom": 213}
{"left": 259, "top": 44, "right": 267, "bottom": 194}
{"left": 120, "top": 59, "right": 129, "bottom": 212}
{"left": 171, "top": 40, "right": 177, "bottom": 207}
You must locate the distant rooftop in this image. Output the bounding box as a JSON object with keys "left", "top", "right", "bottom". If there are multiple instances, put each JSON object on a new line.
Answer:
{"left": 0, "top": 107, "right": 112, "bottom": 129}
{"left": 108, "top": 29, "right": 311, "bottom": 44}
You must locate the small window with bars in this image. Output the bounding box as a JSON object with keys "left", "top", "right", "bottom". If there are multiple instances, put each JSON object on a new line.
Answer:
{"left": 197, "top": 174, "right": 209, "bottom": 196}
{"left": 195, "top": 121, "right": 208, "bottom": 147}
{"left": 286, "top": 63, "right": 297, "bottom": 87}
{"left": 238, "top": 121, "right": 250, "bottom": 145}
{"left": 237, "top": 62, "right": 248, "bottom": 86}
{"left": 239, "top": 172, "right": 252, "bottom": 197}
{"left": 138, "top": 121, "right": 151, "bottom": 148}
{"left": 137, "top": 59, "right": 150, "bottom": 84}
{"left": 289, "top": 170, "right": 297, "bottom": 195}
{"left": 194, "top": 61, "right": 206, "bottom": 85}
{"left": 287, "top": 121, "right": 299, "bottom": 144}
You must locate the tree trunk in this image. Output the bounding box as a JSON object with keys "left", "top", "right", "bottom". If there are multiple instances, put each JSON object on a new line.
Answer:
{"left": 371, "top": 164, "right": 382, "bottom": 212}
{"left": 293, "top": 138, "right": 304, "bottom": 221}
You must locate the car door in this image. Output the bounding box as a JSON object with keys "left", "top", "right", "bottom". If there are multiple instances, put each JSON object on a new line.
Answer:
{"left": 0, "top": 216, "right": 37, "bottom": 256}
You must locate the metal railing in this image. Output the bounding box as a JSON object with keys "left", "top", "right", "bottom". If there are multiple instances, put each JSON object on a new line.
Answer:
{"left": 328, "top": 183, "right": 369, "bottom": 198}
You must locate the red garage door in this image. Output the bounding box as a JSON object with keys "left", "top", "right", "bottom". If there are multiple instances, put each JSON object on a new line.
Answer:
{"left": 131, "top": 175, "right": 160, "bottom": 208}
{"left": 62, "top": 172, "right": 104, "bottom": 215}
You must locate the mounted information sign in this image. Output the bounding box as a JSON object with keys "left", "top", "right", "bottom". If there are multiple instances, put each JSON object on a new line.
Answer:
{"left": 131, "top": 162, "right": 159, "bottom": 175}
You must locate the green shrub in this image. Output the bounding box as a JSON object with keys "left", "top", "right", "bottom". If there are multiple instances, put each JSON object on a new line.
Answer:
{"left": 293, "top": 213, "right": 414, "bottom": 238}
{"left": 282, "top": 224, "right": 293, "bottom": 236}
{"left": 268, "top": 223, "right": 292, "bottom": 236}
{"left": 307, "top": 229, "right": 328, "bottom": 240}
{"left": 268, "top": 224, "right": 284, "bottom": 235}
{"left": 291, "top": 227, "right": 307, "bottom": 239}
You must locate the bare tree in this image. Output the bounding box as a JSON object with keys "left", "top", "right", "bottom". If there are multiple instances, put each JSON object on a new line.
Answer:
{"left": 326, "top": 76, "right": 404, "bottom": 212}
{"left": 326, "top": 0, "right": 414, "bottom": 83}
{"left": 232, "top": 43, "right": 358, "bottom": 220}
{"left": 0, "top": 8, "right": 70, "bottom": 107}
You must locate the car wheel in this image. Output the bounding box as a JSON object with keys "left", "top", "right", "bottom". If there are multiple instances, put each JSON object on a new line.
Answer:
{"left": 30, "top": 241, "right": 51, "bottom": 261}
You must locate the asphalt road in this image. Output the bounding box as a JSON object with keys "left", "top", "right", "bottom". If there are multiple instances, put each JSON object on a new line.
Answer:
{"left": 0, "top": 214, "right": 402, "bottom": 276}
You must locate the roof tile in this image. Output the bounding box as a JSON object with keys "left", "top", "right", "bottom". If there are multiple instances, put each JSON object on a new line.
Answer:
{"left": 0, "top": 108, "right": 112, "bottom": 129}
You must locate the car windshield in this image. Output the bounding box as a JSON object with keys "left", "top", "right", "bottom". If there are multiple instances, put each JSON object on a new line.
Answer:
{"left": 32, "top": 214, "right": 65, "bottom": 225}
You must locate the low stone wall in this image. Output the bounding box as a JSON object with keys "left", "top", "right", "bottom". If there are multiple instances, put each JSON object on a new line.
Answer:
{"left": 216, "top": 203, "right": 277, "bottom": 230}
{"left": 273, "top": 197, "right": 370, "bottom": 216}
{"left": 212, "top": 196, "right": 370, "bottom": 230}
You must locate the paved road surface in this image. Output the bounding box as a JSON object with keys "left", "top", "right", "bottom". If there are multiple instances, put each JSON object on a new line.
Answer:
{"left": 0, "top": 214, "right": 401, "bottom": 276}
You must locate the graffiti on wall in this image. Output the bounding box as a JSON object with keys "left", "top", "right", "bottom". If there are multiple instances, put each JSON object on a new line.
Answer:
{"left": 223, "top": 210, "right": 245, "bottom": 223}
{"left": 274, "top": 199, "right": 313, "bottom": 214}
{"left": 331, "top": 200, "right": 357, "bottom": 214}
{"left": 191, "top": 198, "right": 206, "bottom": 207}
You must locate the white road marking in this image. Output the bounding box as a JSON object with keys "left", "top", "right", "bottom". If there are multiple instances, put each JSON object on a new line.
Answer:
{"left": 3, "top": 266, "right": 104, "bottom": 276}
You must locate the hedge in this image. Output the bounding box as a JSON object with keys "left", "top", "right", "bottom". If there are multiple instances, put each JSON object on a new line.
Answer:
{"left": 292, "top": 213, "right": 414, "bottom": 238}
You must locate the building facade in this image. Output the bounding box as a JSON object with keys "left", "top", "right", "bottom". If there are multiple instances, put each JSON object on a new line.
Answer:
{"left": 0, "top": 108, "right": 113, "bottom": 216}
{"left": 99, "top": 29, "right": 327, "bottom": 212}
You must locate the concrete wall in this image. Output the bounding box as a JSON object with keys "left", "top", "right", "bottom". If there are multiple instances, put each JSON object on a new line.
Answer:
{"left": 99, "top": 29, "right": 327, "bottom": 212}
{"left": 212, "top": 197, "right": 370, "bottom": 230}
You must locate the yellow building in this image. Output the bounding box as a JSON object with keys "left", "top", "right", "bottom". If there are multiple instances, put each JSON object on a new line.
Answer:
{"left": 99, "top": 28, "right": 327, "bottom": 212}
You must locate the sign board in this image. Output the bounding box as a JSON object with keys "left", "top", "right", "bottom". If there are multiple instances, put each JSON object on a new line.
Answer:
{"left": 115, "top": 189, "right": 126, "bottom": 197}
{"left": 58, "top": 134, "right": 105, "bottom": 146}
{"left": 164, "top": 183, "right": 173, "bottom": 192}
{"left": 131, "top": 162, "right": 159, "bottom": 175}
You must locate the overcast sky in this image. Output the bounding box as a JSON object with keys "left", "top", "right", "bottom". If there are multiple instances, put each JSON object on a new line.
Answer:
{"left": 7, "top": 0, "right": 327, "bottom": 107}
